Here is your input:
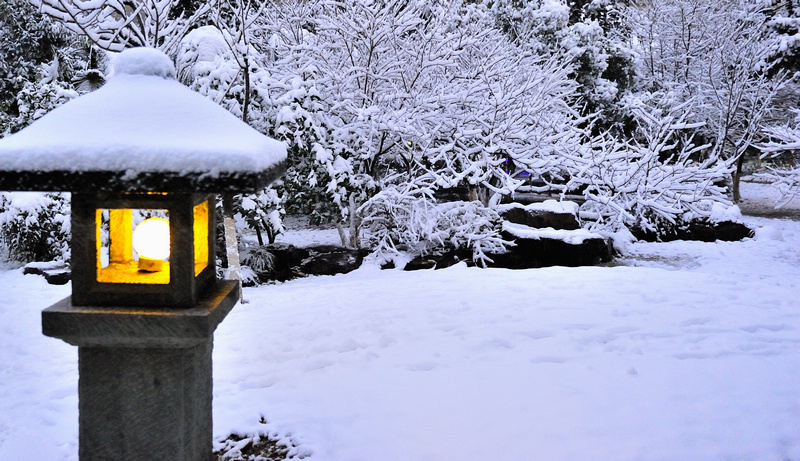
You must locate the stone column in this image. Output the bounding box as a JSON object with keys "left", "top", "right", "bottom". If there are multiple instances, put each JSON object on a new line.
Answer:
{"left": 42, "top": 281, "right": 239, "bottom": 461}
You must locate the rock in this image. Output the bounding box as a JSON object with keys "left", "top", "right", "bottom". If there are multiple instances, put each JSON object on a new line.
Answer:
{"left": 629, "top": 227, "right": 669, "bottom": 243}
{"left": 44, "top": 270, "right": 71, "bottom": 285}
{"left": 404, "top": 256, "right": 437, "bottom": 271}
{"left": 380, "top": 260, "right": 396, "bottom": 270}
{"left": 241, "top": 243, "right": 309, "bottom": 282}
{"left": 23, "top": 260, "right": 66, "bottom": 276}
{"left": 434, "top": 250, "right": 470, "bottom": 270}
{"left": 403, "top": 249, "right": 470, "bottom": 271}
{"left": 686, "top": 221, "right": 754, "bottom": 242}
{"left": 243, "top": 243, "right": 369, "bottom": 281}
{"left": 500, "top": 201, "right": 580, "bottom": 230}
{"left": 631, "top": 220, "right": 754, "bottom": 243}
{"left": 300, "top": 248, "right": 366, "bottom": 276}
{"left": 487, "top": 226, "right": 612, "bottom": 269}
{"left": 23, "top": 261, "right": 71, "bottom": 285}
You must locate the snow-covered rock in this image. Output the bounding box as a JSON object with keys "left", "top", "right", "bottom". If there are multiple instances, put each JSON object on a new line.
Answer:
{"left": 499, "top": 200, "right": 581, "bottom": 230}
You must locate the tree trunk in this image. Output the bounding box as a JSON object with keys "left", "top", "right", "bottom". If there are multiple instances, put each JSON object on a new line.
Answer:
{"left": 336, "top": 223, "right": 348, "bottom": 247}
{"left": 468, "top": 187, "right": 478, "bottom": 202}
{"left": 261, "top": 217, "right": 276, "bottom": 244}
{"left": 241, "top": 58, "right": 250, "bottom": 124}
{"left": 254, "top": 224, "right": 263, "bottom": 246}
{"left": 348, "top": 195, "right": 361, "bottom": 249}
{"left": 732, "top": 155, "right": 745, "bottom": 202}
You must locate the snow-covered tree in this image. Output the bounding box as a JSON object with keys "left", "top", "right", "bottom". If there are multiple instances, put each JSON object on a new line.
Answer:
{"left": 300, "top": 1, "right": 592, "bottom": 245}
{"left": 1, "top": 0, "right": 78, "bottom": 105}
{"left": 234, "top": 0, "right": 594, "bottom": 249}
{"left": 625, "top": 0, "right": 788, "bottom": 201}
{"left": 1, "top": 0, "right": 89, "bottom": 134}
{"left": 484, "top": 0, "right": 636, "bottom": 130}
{"left": 762, "top": 0, "right": 800, "bottom": 76}
{"left": 758, "top": 111, "right": 800, "bottom": 205}
{"left": 177, "top": 24, "right": 286, "bottom": 252}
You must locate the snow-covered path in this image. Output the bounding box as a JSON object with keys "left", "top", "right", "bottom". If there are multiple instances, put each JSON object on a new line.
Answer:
{"left": 1, "top": 212, "right": 799, "bottom": 460}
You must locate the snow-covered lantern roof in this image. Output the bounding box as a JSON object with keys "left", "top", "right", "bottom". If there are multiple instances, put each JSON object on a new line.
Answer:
{"left": 0, "top": 47, "right": 286, "bottom": 193}
{"left": 0, "top": 47, "right": 287, "bottom": 308}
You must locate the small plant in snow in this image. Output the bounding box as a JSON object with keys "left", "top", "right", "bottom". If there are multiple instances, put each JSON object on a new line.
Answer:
{"left": 241, "top": 246, "right": 277, "bottom": 274}
{"left": 214, "top": 431, "right": 308, "bottom": 460}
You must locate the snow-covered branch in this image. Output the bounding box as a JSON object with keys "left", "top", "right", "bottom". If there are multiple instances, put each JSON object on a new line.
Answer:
{"left": 30, "top": 0, "right": 209, "bottom": 54}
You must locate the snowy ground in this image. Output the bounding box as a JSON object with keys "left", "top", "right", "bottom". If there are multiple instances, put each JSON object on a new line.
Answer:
{"left": 1, "top": 181, "right": 799, "bottom": 460}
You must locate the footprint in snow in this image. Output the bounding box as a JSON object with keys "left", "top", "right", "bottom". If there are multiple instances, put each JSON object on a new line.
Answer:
{"left": 740, "top": 324, "right": 786, "bottom": 333}
{"left": 406, "top": 362, "right": 437, "bottom": 371}
{"left": 530, "top": 356, "right": 569, "bottom": 364}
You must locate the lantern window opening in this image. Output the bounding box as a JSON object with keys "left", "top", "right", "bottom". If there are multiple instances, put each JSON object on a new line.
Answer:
{"left": 96, "top": 207, "right": 171, "bottom": 285}
{"left": 93, "top": 199, "right": 209, "bottom": 285}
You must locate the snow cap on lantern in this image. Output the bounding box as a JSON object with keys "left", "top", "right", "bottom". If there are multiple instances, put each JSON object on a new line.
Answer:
{"left": 0, "top": 46, "right": 287, "bottom": 193}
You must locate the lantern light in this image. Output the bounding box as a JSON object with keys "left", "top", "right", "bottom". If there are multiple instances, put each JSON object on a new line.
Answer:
{"left": 132, "top": 217, "right": 170, "bottom": 272}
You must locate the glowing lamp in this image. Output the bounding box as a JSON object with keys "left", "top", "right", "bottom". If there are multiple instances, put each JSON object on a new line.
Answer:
{"left": 133, "top": 217, "right": 170, "bottom": 271}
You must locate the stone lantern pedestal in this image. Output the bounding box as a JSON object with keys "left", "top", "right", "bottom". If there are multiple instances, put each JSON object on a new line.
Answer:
{"left": 42, "top": 281, "right": 239, "bottom": 461}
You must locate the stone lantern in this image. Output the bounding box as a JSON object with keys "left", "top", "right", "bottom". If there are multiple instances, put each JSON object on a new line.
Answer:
{"left": 0, "top": 48, "right": 286, "bottom": 460}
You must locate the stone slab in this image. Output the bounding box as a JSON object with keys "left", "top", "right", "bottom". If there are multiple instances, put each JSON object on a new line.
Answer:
{"left": 42, "top": 280, "right": 239, "bottom": 348}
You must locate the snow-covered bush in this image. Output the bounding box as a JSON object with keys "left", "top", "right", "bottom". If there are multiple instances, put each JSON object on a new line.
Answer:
{"left": 1, "top": 80, "right": 77, "bottom": 135}
{"left": 568, "top": 98, "right": 733, "bottom": 235}
{"left": 761, "top": 1, "right": 800, "bottom": 75}
{"left": 0, "top": 0, "right": 85, "bottom": 108}
{"left": 236, "top": 190, "right": 284, "bottom": 245}
{"left": 178, "top": 26, "right": 288, "bottom": 243}
{"left": 177, "top": 26, "right": 240, "bottom": 107}
{"left": 0, "top": 0, "right": 87, "bottom": 136}
{"left": 360, "top": 185, "right": 507, "bottom": 265}
{"left": 0, "top": 193, "right": 71, "bottom": 263}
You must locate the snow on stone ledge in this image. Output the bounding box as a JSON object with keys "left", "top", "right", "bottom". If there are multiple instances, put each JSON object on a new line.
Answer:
{"left": 0, "top": 47, "right": 286, "bottom": 177}
{"left": 498, "top": 199, "right": 579, "bottom": 215}
{"left": 502, "top": 221, "right": 603, "bottom": 245}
